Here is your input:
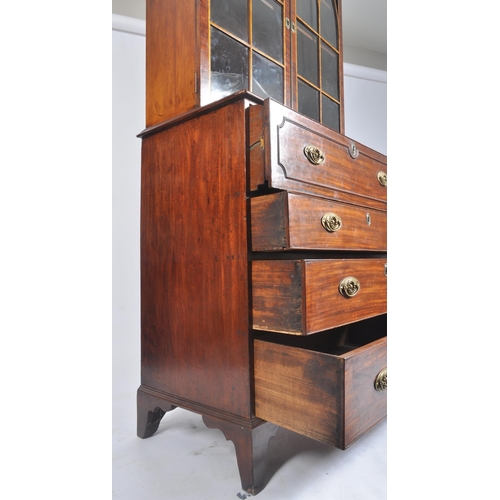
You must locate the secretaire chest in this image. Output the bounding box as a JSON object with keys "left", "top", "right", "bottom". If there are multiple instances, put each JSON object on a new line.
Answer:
{"left": 137, "top": 0, "right": 386, "bottom": 495}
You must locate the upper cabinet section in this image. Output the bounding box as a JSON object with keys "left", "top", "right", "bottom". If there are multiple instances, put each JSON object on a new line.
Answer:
{"left": 210, "top": 0, "right": 285, "bottom": 105}
{"left": 295, "top": 0, "right": 341, "bottom": 131}
{"left": 145, "top": 0, "right": 344, "bottom": 132}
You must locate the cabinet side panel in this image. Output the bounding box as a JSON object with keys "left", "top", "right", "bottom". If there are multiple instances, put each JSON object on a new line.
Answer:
{"left": 146, "top": 0, "right": 198, "bottom": 126}
{"left": 140, "top": 101, "right": 252, "bottom": 418}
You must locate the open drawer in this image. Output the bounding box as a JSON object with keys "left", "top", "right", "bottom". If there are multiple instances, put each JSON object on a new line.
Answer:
{"left": 252, "top": 258, "right": 387, "bottom": 335}
{"left": 247, "top": 99, "right": 387, "bottom": 210}
{"left": 254, "top": 314, "right": 387, "bottom": 449}
{"left": 250, "top": 191, "right": 387, "bottom": 252}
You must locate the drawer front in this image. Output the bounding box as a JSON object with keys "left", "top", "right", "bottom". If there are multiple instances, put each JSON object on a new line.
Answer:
{"left": 251, "top": 192, "right": 387, "bottom": 251}
{"left": 254, "top": 331, "right": 387, "bottom": 449}
{"left": 252, "top": 258, "right": 387, "bottom": 335}
{"left": 249, "top": 99, "right": 387, "bottom": 210}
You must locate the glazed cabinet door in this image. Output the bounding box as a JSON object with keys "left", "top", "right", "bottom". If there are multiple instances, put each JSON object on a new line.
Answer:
{"left": 145, "top": 0, "right": 343, "bottom": 131}
{"left": 209, "top": 0, "right": 291, "bottom": 106}
{"left": 209, "top": 0, "right": 343, "bottom": 132}
{"left": 291, "top": 0, "right": 343, "bottom": 132}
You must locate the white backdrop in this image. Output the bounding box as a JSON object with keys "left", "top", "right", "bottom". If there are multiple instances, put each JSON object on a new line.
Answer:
{"left": 112, "top": 14, "right": 387, "bottom": 397}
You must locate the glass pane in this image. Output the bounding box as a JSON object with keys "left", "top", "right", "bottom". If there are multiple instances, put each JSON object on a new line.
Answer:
{"left": 252, "top": 0, "right": 283, "bottom": 63}
{"left": 321, "top": 44, "right": 339, "bottom": 99}
{"left": 322, "top": 95, "right": 340, "bottom": 131}
{"left": 320, "top": 0, "right": 338, "bottom": 49}
{"left": 252, "top": 52, "right": 284, "bottom": 102}
{"left": 296, "top": 0, "right": 318, "bottom": 31}
{"left": 298, "top": 80, "right": 319, "bottom": 122}
{"left": 211, "top": 0, "right": 248, "bottom": 42}
{"left": 210, "top": 27, "right": 249, "bottom": 100}
{"left": 297, "top": 22, "right": 318, "bottom": 86}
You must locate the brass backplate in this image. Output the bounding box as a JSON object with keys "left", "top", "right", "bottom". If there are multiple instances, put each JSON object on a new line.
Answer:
{"left": 377, "top": 171, "right": 387, "bottom": 187}
{"left": 374, "top": 368, "right": 387, "bottom": 391}
{"left": 304, "top": 145, "right": 325, "bottom": 165}
{"left": 338, "top": 276, "right": 360, "bottom": 298}
{"left": 321, "top": 212, "right": 342, "bottom": 232}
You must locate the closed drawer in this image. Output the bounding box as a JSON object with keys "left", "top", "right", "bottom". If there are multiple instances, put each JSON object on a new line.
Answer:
{"left": 254, "top": 315, "right": 387, "bottom": 449}
{"left": 250, "top": 191, "right": 386, "bottom": 252}
{"left": 248, "top": 99, "right": 387, "bottom": 210}
{"left": 252, "top": 258, "right": 387, "bottom": 335}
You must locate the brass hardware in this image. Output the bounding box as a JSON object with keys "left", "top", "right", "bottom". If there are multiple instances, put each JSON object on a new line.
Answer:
{"left": 285, "top": 17, "right": 291, "bottom": 29}
{"left": 321, "top": 212, "right": 342, "bottom": 232}
{"left": 377, "top": 171, "right": 387, "bottom": 187}
{"left": 384, "top": 263, "right": 387, "bottom": 277}
{"left": 374, "top": 368, "right": 387, "bottom": 391}
{"left": 366, "top": 213, "right": 371, "bottom": 226}
{"left": 304, "top": 145, "right": 325, "bottom": 165}
{"left": 348, "top": 142, "right": 359, "bottom": 159}
{"left": 338, "top": 277, "right": 360, "bottom": 298}
{"left": 291, "top": 21, "right": 296, "bottom": 33}
{"left": 249, "top": 135, "right": 264, "bottom": 151}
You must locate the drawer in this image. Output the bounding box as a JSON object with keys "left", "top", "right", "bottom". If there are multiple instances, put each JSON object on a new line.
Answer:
{"left": 252, "top": 258, "right": 387, "bottom": 335}
{"left": 250, "top": 191, "right": 387, "bottom": 252}
{"left": 248, "top": 99, "right": 387, "bottom": 210}
{"left": 254, "top": 315, "right": 387, "bottom": 449}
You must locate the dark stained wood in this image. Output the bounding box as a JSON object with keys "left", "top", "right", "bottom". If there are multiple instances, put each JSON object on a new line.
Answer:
{"left": 343, "top": 338, "right": 388, "bottom": 448}
{"left": 254, "top": 321, "right": 387, "bottom": 448}
{"left": 251, "top": 191, "right": 387, "bottom": 251}
{"left": 139, "top": 2, "right": 386, "bottom": 492}
{"left": 250, "top": 192, "right": 288, "bottom": 250}
{"left": 247, "top": 104, "right": 266, "bottom": 191}
{"left": 140, "top": 97, "right": 254, "bottom": 418}
{"left": 137, "top": 385, "right": 177, "bottom": 438}
{"left": 251, "top": 260, "right": 305, "bottom": 335}
{"left": 252, "top": 258, "right": 387, "bottom": 335}
{"left": 202, "top": 415, "right": 278, "bottom": 495}
{"left": 254, "top": 99, "right": 387, "bottom": 210}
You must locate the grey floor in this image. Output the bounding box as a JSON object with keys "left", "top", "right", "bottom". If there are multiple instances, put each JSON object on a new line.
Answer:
{"left": 113, "top": 389, "right": 387, "bottom": 500}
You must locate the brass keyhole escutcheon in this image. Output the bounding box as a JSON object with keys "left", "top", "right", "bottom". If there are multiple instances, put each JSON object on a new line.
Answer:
{"left": 304, "top": 145, "right": 325, "bottom": 165}
{"left": 377, "top": 171, "right": 387, "bottom": 187}
{"left": 338, "top": 277, "right": 360, "bottom": 298}
{"left": 374, "top": 368, "right": 387, "bottom": 391}
{"left": 321, "top": 212, "right": 342, "bottom": 232}
{"left": 348, "top": 142, "right": 359, "bottom": 159}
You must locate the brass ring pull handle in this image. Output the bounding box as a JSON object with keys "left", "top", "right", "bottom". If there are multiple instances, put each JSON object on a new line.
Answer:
{"left": 338, "top": 276, "right": 360, "bottom": 298}
{"left": 304, "top": 145, "right": 325, "bottom": 165}
{"left": 374, "top": 368, "right": 387, "bottom": 391}
{"left": 321, "top": 212, "right": 342, "bottom": 232}
{"left": 377, "top": 171, "right": 387, "bottom": 187}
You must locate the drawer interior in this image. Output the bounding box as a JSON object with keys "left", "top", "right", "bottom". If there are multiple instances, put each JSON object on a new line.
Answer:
{"left": 253, "top": 313, "right": 386, "bottom": 356}
{"left": 254, "top": 313, "right": 387, "bottom": 448}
